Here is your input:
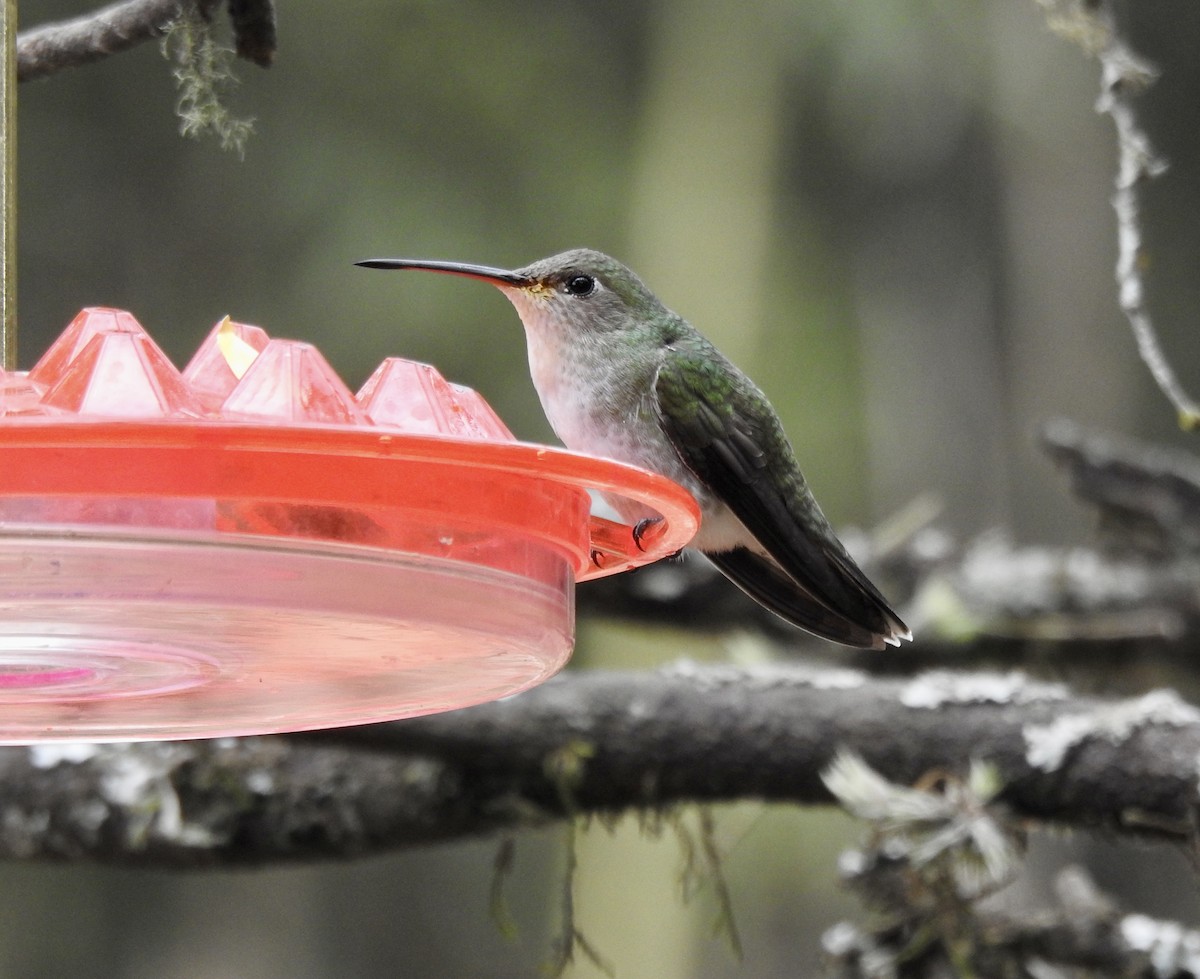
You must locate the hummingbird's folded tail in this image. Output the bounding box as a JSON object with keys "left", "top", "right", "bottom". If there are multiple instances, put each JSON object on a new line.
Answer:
{"left": 706, "top": 547, "right": 910, "bottom": 650}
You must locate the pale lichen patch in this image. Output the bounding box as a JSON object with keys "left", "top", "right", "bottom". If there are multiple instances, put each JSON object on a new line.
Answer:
{"left": 92, "top": 745, "right": 217, "bottom": 848}
{"left": 29, "top": 742, "right": 101, "bottom": 768}
{"left": 900, "top": 670, "right": 1069, "bottom": 709}
{"left": 822, "top": 751, "right": 1019, "bottom": 900}
{"left": 1024, "top": 689, "right": 1200, "bottom": 772}
{"left": 27, "top": 744, "right": 220, "bottom": 849}
{"left": 659, "top": 659, "right": 866, "bottom": 692}
{"left": 1120, "top": 912, "right": 1200, "bottom": 976}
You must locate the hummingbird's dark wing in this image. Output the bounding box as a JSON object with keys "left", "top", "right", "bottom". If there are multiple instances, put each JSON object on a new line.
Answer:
{"left": 704, "top": 548, "right": 891, "bottom": 647}
{"left": 653, "top": 347, "right": 909, "bottom": 649}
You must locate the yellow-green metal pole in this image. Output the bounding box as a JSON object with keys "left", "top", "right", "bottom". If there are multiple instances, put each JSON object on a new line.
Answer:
{"left": 0, "top": 0, "right": 13, "bottom": 370}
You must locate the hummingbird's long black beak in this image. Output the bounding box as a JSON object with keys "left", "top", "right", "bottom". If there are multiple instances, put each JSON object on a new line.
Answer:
{"left": 355, "top": 258, "right": 531, "bottom": 287}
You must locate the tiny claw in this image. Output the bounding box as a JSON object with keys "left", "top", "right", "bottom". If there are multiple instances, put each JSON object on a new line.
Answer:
{"left": 632, "top": 516, "right": 665, "bottom": 552}
{"left": 590, "top": 549, "right": 608, "bottom": 569}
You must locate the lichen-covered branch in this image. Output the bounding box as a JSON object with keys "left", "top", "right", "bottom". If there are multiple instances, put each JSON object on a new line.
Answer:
{"left": 827, "top": 864, "right": 1200, "bottom": 977}
{"left": 584, "top": 528, "right": 1200, "bottom": 651}
{"left": 16, "top": 0, "right": 275, "bottom": 83}
{"left": 1095, "top": 16, "right": 1197, "bottom": 429}
{"left": 2, "top": 665, "right": 1199, "bottom": 868}
{"left": 1042, "top": 418, "right": 1200, "bottom": 556}
{"left": 225, "top": 0, "right": 276, "bottom": 67}
{"left": 587, "top": 421, "right": 1200, "bottom": 650}
{"left": 1036, "top": 0, "right": 1198, "bottom": 428}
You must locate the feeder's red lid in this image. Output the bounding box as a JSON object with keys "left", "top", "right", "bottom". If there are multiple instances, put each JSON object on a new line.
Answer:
{"left": 0, "top": 310, "right": 699, "bottom": 743}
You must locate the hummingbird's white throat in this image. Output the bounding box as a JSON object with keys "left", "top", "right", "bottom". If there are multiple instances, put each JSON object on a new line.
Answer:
{"left": 499, "top": 285, "right": 595, "bottom": 449}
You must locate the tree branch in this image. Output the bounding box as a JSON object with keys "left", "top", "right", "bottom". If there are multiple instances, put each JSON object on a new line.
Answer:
{"left": 585, "top": 421, "right": 1200, "bottom": 653}
{"left": 827, "top": 865, "right": 1200, "bottom": 977}
{"left": 1042, "top": 418, "right": 1200, "bottom": 556}
{"left": 1095, "top": 13, "right": 1197, "bottom": 429}
{"left": 1037, "top": 0, "right": 1198, "bottom": 428}
{"left": 2, "top": 665, "right": 1198, "bottom": 867}
{"left": 226, "top": 0, "right": 276, "bottom": 67}
{"left": 16, "top": 0, "right": 275, "bottom": 83}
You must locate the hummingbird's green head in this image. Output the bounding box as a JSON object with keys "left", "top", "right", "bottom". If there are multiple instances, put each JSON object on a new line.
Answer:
{"left": 357, "top": 248, "right": 672, "bottom": 344}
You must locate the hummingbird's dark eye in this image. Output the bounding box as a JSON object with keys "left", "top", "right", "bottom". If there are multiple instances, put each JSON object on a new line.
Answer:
{"left": 564, "top": 274, "right": 596, "bottom": 297}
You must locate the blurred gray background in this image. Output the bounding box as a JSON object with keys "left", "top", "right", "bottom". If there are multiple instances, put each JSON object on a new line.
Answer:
{"left": 6, "top": 0, "right": 1200, "bottom": 975}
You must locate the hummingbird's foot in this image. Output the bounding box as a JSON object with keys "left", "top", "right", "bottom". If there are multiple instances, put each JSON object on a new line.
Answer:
{"left": 632, "top": 516, "right": 666, "bottom": 552}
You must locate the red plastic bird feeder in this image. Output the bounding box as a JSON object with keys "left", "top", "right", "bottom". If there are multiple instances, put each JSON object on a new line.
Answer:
{"left": 0, "top": 309, "right": 699, "bottom": 743}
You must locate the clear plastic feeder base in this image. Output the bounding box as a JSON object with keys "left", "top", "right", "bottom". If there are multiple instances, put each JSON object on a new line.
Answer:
{"left": 0, "top": 309, "right": 699, "bottom": 743}
{"left": 0, "top": 531, "right": 570, "bottom": 741}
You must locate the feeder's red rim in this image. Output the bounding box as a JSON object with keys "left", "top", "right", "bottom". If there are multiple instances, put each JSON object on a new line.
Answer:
{"left": 0, "top": 420, "right": 701, "bottom": 580}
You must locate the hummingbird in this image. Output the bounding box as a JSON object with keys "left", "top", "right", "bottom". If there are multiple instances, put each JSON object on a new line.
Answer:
{"left": 357, "top": 249, "right": 910, "bottom": 649}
